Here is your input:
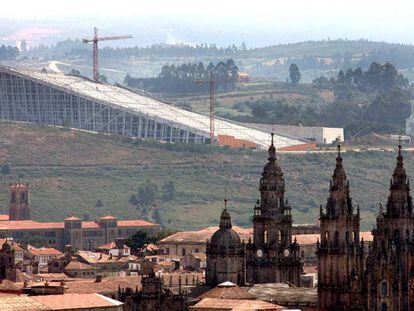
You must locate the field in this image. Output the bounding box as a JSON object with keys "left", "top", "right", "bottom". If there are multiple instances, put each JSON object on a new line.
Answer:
{"left": 0, "top": 122, "right": 408, "bottom": 231}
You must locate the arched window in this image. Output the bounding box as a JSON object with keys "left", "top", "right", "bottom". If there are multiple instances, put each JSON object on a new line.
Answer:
{"left": 301, "top": 250, "right": 305, "bottom": 258}
{"left": 353, "top": 231, "right": 358, "bottom": 243}
{"left": 324, "top": 231, "right": 329, "bottom": 244}
{"left": 264, "top": 229, "right": 268, "bottom": 244}
{"left": 345, "top": 231, "right": 350, "bottom": 245}
{"left": 278, "top": 230, "right": 283, "bottom": 244}
{"left": 381, "top": 280, "right": 388, "bottom": 297}
{"left": 393, "top": 229, "right": 400, "bottom": 244}
{"left": 381, "top": 302, "right": 387, "bottom": 311}
{"left": 334, "top": 231, "right": 339, "bottom": 247}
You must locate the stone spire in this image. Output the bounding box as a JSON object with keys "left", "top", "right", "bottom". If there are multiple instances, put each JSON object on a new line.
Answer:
{"left": 324, "top": 145, "right": 353, "bottom": 218}
{"left": 219, "top": 195, "right": 232, "bottom": 229}
{"left": 386, "top": 144, "right": 412, "bottom": 217}
{"left": 268, "top": 132, "right": 276, "bottom": 161}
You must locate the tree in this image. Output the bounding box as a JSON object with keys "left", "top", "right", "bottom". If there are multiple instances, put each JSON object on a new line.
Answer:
{"left": 289, "top": 63, "right": 300, "bottom": 85}
{"left": 1, "top": 164, "right": 10, "bottom": 175}
{"left": 162, "top": 181, "right": 176, "bottom": 201}
{"left": 130, "top": 180, "right": 158, "bottom": 207}
{"left": 124, "top": 230, "right": 158, "bottom": 250}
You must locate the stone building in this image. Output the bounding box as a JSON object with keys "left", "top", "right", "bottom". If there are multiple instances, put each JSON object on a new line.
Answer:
{"left": 365, "top": 145, "right": 414, "bottom": 310}
{"left": 0, "top": 182, "right": 160, "bottom": 251}
{"left": 8, "top": 182, "right": 31, "bottom": 220}
{"left": 118, "top": 272, "right": 188, "bottom": 311}
{"left": 317, "top": 146, "right": 365, "bottom": 310}
{"left": 246, "top": 134, "right": 302, "bottom": 285}
{"left": 205, "top": 200, "right": 246, "bottom": 286}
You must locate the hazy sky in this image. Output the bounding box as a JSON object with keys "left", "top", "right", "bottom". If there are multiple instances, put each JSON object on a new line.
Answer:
{"left": 1, "top": 0, "right": 414, "bottom": 46}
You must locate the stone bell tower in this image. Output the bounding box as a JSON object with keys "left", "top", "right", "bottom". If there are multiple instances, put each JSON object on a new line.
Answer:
{"left": 8, "top": 181, "right": 31, "bottom": 220}
{"left": 246, "top": 133, "right": 302, "bottom": 285}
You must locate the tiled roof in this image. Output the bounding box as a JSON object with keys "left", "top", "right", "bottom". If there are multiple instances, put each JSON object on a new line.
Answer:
{"left": 294, "top": 231, "right": 373, "bottom": 244}
{"left": 0, "top": 215, "right": 9, "bottom": 221}
{"left": 198, "top": 282, "right": 255, "bottom": 300}
{"left": 160, "top": 226, "right": 252, "bottom": 244}
{"left": 77, "top": 250, "right": 138, "bottom": 264}
{"left": 0, "top": 295, "right": 50, "bottom": 310}
{"left": 29, "top": 248, "right": 63, "bottom": 257}
{"left": 100, "top": 215, "right": 117, "bottom": 220}
{"left": 96, "top": 242, "right": 117, "bottom": 250}
{"left": 0, "top": 220, "right": 64, "bottom": 230}
{"left": 65, "top": 261, "right": 97, "bottom": 271}
{"left": 64, "top": 216, "right": 81, "bottom": 221}
{"left": 82, "top": 221, "right": 101, "bottom": 229}
{"left": 31, "top": 293, "right": 123, "bottom": 309}
{"left": 191, "top": 298, "right": 283, "bottom": 310}
{"left": 117, "top": 220, "right": 159, "bottom": 227}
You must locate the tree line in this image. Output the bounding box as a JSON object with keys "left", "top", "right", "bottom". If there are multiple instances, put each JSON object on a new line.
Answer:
{"left": 232, "top": 62, "right": 412, "bottom": 137}
{"left": 124, "top": 59, "right": 239, "bottom": 94}
{"left": 0, "top": 45, "right": 19, "bottom": 60}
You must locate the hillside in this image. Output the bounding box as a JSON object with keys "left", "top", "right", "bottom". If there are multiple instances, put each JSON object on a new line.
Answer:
{"left": 0, "top": 122, "right": 409, "bottom": 231}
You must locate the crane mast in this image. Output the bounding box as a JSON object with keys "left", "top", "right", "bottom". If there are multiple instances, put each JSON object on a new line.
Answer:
{"left": 82, "top": 27, "right": 132, "bottom": 81}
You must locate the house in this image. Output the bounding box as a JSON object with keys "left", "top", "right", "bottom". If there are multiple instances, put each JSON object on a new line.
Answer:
{"left": 180, "top": 253, "right": 206, "bottom": 271}
{"left": 64, "top": 260, "right": 97, "bottom": 278}
{"left": 96, "top": 239, "right": 131, "bottom": 257}
{"left": 27, "top": 247, "right": 63, "bottom": 266}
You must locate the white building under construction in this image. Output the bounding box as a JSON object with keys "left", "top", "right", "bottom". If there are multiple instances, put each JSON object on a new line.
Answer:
{"left": 0, "top": 66, "right": 315, "bottom": 150}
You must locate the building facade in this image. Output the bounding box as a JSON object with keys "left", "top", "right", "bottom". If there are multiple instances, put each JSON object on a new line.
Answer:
{"left": 0, "top": 182, "right": 160, "bottom": 251}
{"left": 246, "top": 134, "right": 302, "bottom": 285}
{"left": 365, "top": 145, "right": 414, "bottom": 311}
{"left": 317, "top": 146, "right": 365, "bottom": 310}
{"left": 205, "top": 203, "right": 246, "bottom": 286}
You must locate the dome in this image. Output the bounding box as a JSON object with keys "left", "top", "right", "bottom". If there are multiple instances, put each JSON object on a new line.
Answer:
{"left": 210, "top": 209, "right": 241, "bottom": 249}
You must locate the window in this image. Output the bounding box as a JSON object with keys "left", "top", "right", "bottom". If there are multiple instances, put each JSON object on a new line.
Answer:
{"left": 381, "top": 280, "right": 388, "bottom": 297}
{"left": 334, "top": 231, "right": 339, "bottom": 247}
{"left": 381, "top": 302, "right": 387, "bottom": 311}
{"left": 345, "top": 231, "right": 350, "bottom": 244}
{"left": 264, "top": 229, "right": 268, "bottom": 244}
{"left": 182, "top": 248, "right": 186, "bottom": 256}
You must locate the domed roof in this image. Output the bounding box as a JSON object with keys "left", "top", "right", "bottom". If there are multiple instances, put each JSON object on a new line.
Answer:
{"left": 210, "top": 209, "right": 241, "bottom": 249}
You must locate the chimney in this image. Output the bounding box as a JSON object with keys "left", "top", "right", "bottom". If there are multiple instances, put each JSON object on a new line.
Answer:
{"left": 95, "top": 275, "right": 102, "bottom": 283}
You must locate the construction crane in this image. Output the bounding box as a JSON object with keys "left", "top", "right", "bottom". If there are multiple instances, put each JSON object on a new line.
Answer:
{"left": 82, "top": 27, "right": 132, "bottom": 81}
{"left": 195, "top": 73, "right": 216, "bottom": 145}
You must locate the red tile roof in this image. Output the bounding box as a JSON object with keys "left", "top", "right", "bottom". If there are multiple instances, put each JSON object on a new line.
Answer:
{"left": 28, "top": 248, "right": 63, "bottom": 257}
{"left": 118, "top": 220, "right": 158, "bottom": 227}
{"left": 65, "top": 261, "right": 97, "bottom": 271}
{"left": 82, "top": 221, "right": 101, "bottom": 229}
{"left": 31, "top": 293, "right": 123, "bottom": 309}
{"left": 64, "top": 216, "right": 81, "bottom": 221}
{"left": 0, "top": 220, "right": 64, "bottom": 230}
{"left": 191, "top": 298, "right": 283, "bottom": 310}
{"left": 100, "top": 215, "right": 117, "bottom": 220}
{"left": 0, "top": 215, "right": 9, "bottom": 221}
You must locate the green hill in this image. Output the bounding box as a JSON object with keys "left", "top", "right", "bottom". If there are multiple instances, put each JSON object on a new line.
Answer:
{"left": 0, "top": 122, "right": 408, "bottom": 231}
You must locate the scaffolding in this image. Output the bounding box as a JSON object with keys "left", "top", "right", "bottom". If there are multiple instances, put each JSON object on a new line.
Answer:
{"left": 0, "top": 66, "right": 304, "bottom": 149}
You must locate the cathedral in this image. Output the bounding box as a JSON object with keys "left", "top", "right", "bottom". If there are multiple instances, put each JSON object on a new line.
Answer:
{"left": 206, "top": 134, "right": 302, "bottom": 287}
{"left": 318, "top": 144, "right": 414, "bottom": 311}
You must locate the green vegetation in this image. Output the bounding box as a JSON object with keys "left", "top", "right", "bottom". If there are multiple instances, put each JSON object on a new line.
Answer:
{"left": 124, "top": 59, "right": 239, "bottom": 94}
{"left": 0, "top": 122, "right": 410, "bottom": 232}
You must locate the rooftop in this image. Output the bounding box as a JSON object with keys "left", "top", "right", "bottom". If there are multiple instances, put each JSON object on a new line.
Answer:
{"left": 1, "top": 66, "right": 305, "bottom": 150}
{"left": 247, "top": 283, "right": 318, "bottom": 306}
{"left": 64, "top": 261, "right": 97, "bottom": 271}
{"left": 198, "top": 282, "right": 255, "bottom": 300}
{"left": 190, "top": 298, "right": 283, "bottom": 310}
{"left": 31, "top": 293, "right": 123, "bottom": 310}
{"left": 28, "top": 248, "right": 63, "bottom": 257}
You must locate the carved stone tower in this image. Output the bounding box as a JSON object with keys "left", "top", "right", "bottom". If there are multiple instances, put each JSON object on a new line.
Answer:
{"left": 9, "top": 181, "right": 31, "bottom": 220}
{"left": 366, "top": 145, "right": 414, "bottom": 311}
{"left": 206, "top": 198, "right": 246, "bottom": 286}
{"left": 246, "top": 134, "right": 302, "bottom": 285}
{"left": 317, "top": 145, "right": 365, "bottom": 311}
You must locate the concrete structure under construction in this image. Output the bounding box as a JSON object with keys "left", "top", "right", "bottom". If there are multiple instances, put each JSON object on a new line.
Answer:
{"left": 0, "top": 66, "right": 312, "bottom": 150}
{"left": 247, "top": 123, "right": 344, "bottom": 145}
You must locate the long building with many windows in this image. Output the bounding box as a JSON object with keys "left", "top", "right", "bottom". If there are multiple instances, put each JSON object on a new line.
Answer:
{"left": 0, "top": 65, "right": 313, "bottom": 150}
{"left": 0, "top": 181, "right": 160, "bottom": 251}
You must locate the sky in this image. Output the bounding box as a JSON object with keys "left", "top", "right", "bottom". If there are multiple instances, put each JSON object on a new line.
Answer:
{"left": 1, "top": 0, "right": 414, "bottom": 46}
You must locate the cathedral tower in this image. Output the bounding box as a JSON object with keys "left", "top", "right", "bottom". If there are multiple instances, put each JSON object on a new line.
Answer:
{"left": 206, "top": 198, "right": 246, "bottom": 286}
{"left": 366, "top": 145, "right": 414, "bottom": 310}
{"left": 246, "top": 134, "right": 302, "bottom": 285}
{"left": 8, "top": 181, "right": 31, "bottom": 221}
{"left": 317, "top": 145, "right": 365, "bottom": 311}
